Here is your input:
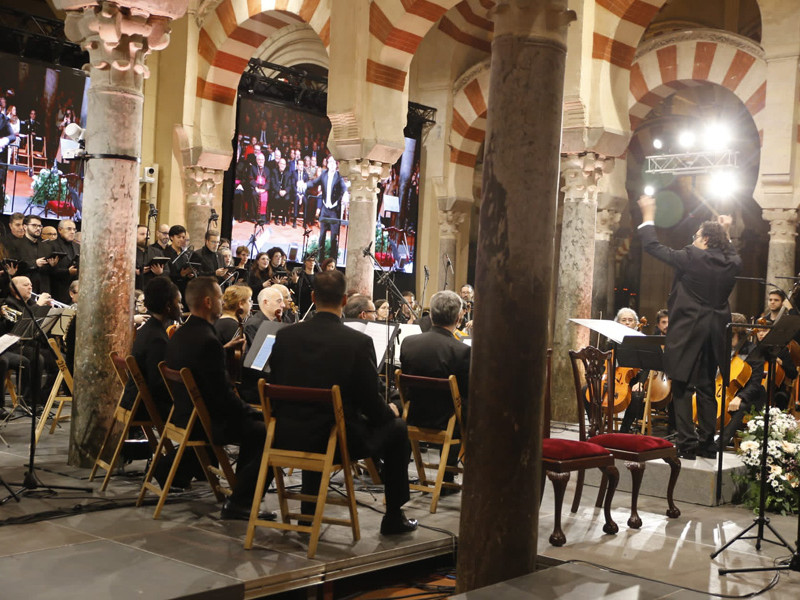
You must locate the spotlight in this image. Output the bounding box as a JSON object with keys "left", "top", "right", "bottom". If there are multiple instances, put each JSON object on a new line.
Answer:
{"left": 678, "top": 131, "right": 695, "bottom": 149}
{"left": 643, "top": 185, "right": 655, "bottom": 196}
{"left": 707, "top": 170, "right": 738, "bottom": 199}
{"left": 652, "top": 138, "right": 663, "bottom": 150}
{"left": 703, "top": 122, "right": 732, "bottom": 151}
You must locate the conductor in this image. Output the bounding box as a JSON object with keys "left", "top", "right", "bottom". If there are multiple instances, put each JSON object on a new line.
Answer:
{"left": 637, "top": 195, "right": 741, "bottom": 460}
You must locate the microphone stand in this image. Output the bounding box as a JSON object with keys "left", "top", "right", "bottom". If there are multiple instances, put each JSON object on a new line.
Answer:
{"left": 442, "top": 255, "right": 450, "bottom": 291}
{"left": 1, "top": 281, "right": 91, "bottom": 505}
{"left": 247, "top": 220, "right": 265, "bottom": 260}
{"left": 419, "top": 266, "right": 430, "bottom": 320}
{"left": 363, "top": 244, "right": 416, "bottom": 403}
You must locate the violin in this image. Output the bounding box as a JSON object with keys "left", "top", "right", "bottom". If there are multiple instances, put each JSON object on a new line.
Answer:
{"left": 226, "top": 307, "right": 246, "bottom": 386}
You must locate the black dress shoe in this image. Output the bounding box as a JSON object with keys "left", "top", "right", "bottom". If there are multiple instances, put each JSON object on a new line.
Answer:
{"left": 380, "top": 510, "right": 418, "bottom": 535}
{"left": 678, "top": 450, "right": 696, "bottom": 460}
{"left": 697, "top": 447, "right": 717, "bottom": 459}
{"left": 221, "top": 500, "right": 277, "bottom": 522}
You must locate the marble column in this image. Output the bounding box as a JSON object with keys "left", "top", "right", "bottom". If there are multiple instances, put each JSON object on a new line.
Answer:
{"left": 763, "top": 208, "right": 798, "bottom": 294}
{"left": 58, "top": 0, "right": 187, "bottom": 466}
{"left": 457, "top": 0, "right": 575, "bottom": 593}
{"left": 342, "top": 159, "right": 386, "bottom": 297}
{"left": 551, "top": 154, "right": 603, "bottom": 422}
{"left": 438, "top": 209, "right": 465, "bottom": 291}
{"left": 184, "top": 166, "right": 224, "bottom": 247}
{"left": 592, "top": 208, "right": 621, "bottom": 319}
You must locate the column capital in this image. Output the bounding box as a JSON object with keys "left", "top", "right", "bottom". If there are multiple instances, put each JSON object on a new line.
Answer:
{"left": 595, "top": 208, "right": 621, "bottom": 241}
{"left": 763, "top": 208, "right": 798, "bottom": 243}
{"left": 184, "top": 166, "right": 223, "bottom": 207}
{"left": 61, "top": 1, "right": 185, "bottom": 88}
{"left": 560, "top": 153, "right": 605, "bottom": 203}
{"left": 438, "top": 208, "right": 466, "bottom": 239}
{"left": 339, "top": 159, "right": 387, "bottom": 200}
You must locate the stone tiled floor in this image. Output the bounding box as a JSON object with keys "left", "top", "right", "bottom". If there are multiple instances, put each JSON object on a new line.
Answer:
{"left": 1, "top": 412, "right": 800, "bottom": 599}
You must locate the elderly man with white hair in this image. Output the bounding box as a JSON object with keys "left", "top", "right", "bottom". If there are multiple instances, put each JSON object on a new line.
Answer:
{"left": 243, "top": 286, "right": 285, "bottom": 347}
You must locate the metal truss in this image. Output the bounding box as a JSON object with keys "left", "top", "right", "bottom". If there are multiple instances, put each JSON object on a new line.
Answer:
{"left": 645, "top": 150, "right": 738, "bottom": 175}
{"left": 0, "top": 7, "right": 86, "bottom": 68}
{"left": 239, "top": 58, "right": 328, "bottom": 113}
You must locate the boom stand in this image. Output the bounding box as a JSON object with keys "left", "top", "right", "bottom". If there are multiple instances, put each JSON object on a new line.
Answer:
{"left": 247, "top": 219, "right": 265, "bottom": 259}
{"left": 711, "top": 315, "right": 800, "bottom": 570}
{"left": 0, "top": 281, "right": 91, "bottom": 505}
{"left": 363, "top": 245, "right": 419, "bottom": 403}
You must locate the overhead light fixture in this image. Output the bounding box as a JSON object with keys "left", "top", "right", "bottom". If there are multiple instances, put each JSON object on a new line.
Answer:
{"left": 652, "top": 138, "right": 663, "bottom": 150}
{"left": 707, "top": 170, "right": 738, "bottom": 199}
{"left": 702, "top": 122, "right": 732, "bottom": 151}
{"left": 678, "top": 130, "right": 695, "bottom": 149}
{"left": 643, "top": 185, "right": 655, "bottom": 196}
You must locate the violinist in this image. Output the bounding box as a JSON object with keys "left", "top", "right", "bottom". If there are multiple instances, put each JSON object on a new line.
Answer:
{"left": 289, "top": 252, "right": 316, "bottom": 318}
{"left": 272, "top": 283, "right": 297, "bottom": 323}
{"left": 761, "top": 288, "right": 795, "bottom": 323}
{"left": 718, "top": 313, "right": 766, "bottom": 450}
{"left": 754, "top": 325, "right": 796, "bottom": 410}
{"left": 376, "top": 298, "right": 391, "bottom": 322}
{"left": 120, "top": 277, "right": 182, "bottom": 422}
{"left": 243, "top": 286, "right": 285, "bottom": 346}
{"left": 396, "top": 291, "right": 417, "bottom": 324}
{"left": 215, "top": 284, "right": 252, "bottom": 344}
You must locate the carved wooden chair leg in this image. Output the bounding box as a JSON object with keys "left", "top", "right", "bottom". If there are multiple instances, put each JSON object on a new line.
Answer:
{"left": 599, "top": 465, "right": 620, "bottom": 535}
{"left": 594, "top": 471, "right": 608, "bottom": 508}
{"left": 570, "top": 469, "right": 585, "bottom": 513}
{"left": 664, "top": 455, "right": 682, "bottom": 518}
{"left": 547, "top": 471, "right": 570, "bottom": 547}
{"left": 626, "top": 461, "right": 646, "bottom": 529}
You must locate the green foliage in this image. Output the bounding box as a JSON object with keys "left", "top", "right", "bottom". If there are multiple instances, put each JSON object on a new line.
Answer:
{"left": 30, "top": 168, "right": 67, "bottom": 207}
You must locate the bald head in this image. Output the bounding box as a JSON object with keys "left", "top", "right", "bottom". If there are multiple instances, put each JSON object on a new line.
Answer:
{"left": 258, "top": 286, "right": 285, "bottom": 321}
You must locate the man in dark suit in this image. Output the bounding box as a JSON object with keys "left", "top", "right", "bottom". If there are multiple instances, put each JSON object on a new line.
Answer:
{"left": 135, "top": 225, "right": 165, "bottom": 290}
{"left": 121, "top": 277, "right": 181, "bottom": 421}
{"left": 400, "top": 290, "right": 470, "bottom": 487}
{"left": 269, "top": 270, "right": 417, "bottom": 535}
{"left": 42, "top": 219, "right": 79, "bottom": 305}
{"left": 637, "top": 194, "right": 741, "bottom": 459}
{"left": 302, "top": 155, "right": 346, "bottom": 260}
{"left": 165, "top": 277, "right": 273, "bottom": 520}
{"left": 192, "top": 230, "right": 226, "bottom": 281}
{"left": 269, "top": 157, "right": 294, "bottom": 226}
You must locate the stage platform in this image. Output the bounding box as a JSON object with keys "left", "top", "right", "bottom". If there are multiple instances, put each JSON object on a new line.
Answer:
{"left": 2, "top": 411, "right": 800, "bottom": 599}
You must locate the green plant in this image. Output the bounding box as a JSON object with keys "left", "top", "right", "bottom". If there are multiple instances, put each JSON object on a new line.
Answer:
{"left": 30, "top": 168, "right": 68, "bottom": 206}
{"left": 733, "top": 407, "right": 800, "bottom": 515}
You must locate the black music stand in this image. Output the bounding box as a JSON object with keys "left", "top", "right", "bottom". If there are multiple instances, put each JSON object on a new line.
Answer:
{"left": 0, "top": 284, "right": 91, "bottom": 505}
{"left": 713, "top": 315, "right": 800, "bottom": 572}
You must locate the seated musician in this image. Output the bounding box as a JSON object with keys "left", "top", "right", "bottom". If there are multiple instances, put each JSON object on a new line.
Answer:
{"left": 164, "top": 277, "right": 274, "bottom": 520}
{"left": 400, "top": 290, "right": 470, "bottom": 492}
{"left": 215, "top": 284, "right": 252, "bottom": 344}
{"left": 607, "top": 307, "right": 648, "bottom": 434}
{"left": 272, "top": 284, "right": 297, "bottom": 323}
{"left": 752, "top": 325, "right": 797, "bottom": 410}
{"left": 761, "top": 288, "right": 796, "bottom": 323}
{"left": 344, "top": 295, "right": 377, "bottom": 321}
{"left": 1, "top": 276, "right": 59, "bottom": 402}
{"left": 243, "top": 286, "right": 285, "bottom": 346}
{"left": 120, "top": 277, "right": 182, "bottom": 421}
{"left": 269, "top": 270, "right": 417, "bottom": 535}
{"left": 719, "top": 313, "right": 766, "bottom": 450}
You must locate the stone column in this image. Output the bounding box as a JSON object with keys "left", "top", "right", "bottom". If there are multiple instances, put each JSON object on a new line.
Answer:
{"left": 763, "top": 208, "right": 798, "bottom": 294}
{"left": 551, "top": 153, "right": 603, "bottom": 422}
{"left": 184, "top": 166, "right": 224, "bottom": 247}
{"left": 457, "top": 0, "right": 575, "bottom": 593}
{"left": 342, "top": 159, "right": 386, "bottom": 297}
{"left": 59, "top": 0, "right": 187, "bottom": 466}
{"left": 438, "top": 209, "right": 465, "bottom": 291}
{"left": 592, "top": 208, "right": 621, "bottom": 318}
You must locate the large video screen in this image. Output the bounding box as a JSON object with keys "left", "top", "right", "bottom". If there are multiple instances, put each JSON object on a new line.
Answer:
{"left": 227, "top": 96, "right": 419, "bottom": 273}
{"left": 0, "top": 52, "right": 89, "bottom": 219}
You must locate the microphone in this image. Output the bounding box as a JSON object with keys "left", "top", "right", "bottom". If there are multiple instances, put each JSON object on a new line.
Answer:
{"left": 148, "top": 203, "right": 158, "bottom": 217}
{"left": 209, "top": 209, "right": 219, "bottom": 222}
{"left": 445, "top": 253, "right": 454, "bottom": 274}
{"left": 424, "top": 265, "right": 429, "bottom": 279}
{"left": 734, "top": 276, "right": 766, "bottom": 283}
{"left": 362, "top": 241, "right": 372, "bottom": 257}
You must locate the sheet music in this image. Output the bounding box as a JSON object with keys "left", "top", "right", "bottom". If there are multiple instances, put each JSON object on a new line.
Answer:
{"left": 570, "top": 318, "right": 645, "bottom": 344}
{"left": 249, "top": 334, "right": 277, "bottom": 371}
{"left": 0, "top": 334, "right": 20, "bottom": 356}
{"left": 343, "top": 320, "right": 399, "bottom": 367}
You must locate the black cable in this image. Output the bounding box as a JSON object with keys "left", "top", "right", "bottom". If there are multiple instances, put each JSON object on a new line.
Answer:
{"left": 565, "top": 559, "right": 781, "bottom": 598}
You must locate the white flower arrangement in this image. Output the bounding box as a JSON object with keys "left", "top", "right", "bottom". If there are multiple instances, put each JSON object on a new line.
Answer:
{"left": 735, "top": 407, "right": 800, "bottom": 514}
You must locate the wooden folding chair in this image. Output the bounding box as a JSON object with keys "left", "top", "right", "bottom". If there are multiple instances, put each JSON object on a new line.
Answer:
{"left": 4, "top": 372, "right": 20, "bottom": 411}
{"left": 31, "top": 135, "right": 48, "bottom": 174}
{"left": 89, "top": 352, "right": 166, "bottom": 491}
{"left": 244, "top": 380, "right": 360, "bottom": 559}
{"left": 34, "top": 338, "right": 73, "bottom": 444}
{"left": 395, "top": 369, "right": 464, "bottom": 513}
{"left": 14, "top": 134, "right": 31, "bottom": 172}
{"left": 137, "top": 363, "right": 237, "bottom": 519}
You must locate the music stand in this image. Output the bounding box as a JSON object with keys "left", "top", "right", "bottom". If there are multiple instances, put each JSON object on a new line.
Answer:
{"left": 713, "top": 315, "right": 800, "bottom": 572}
{"left": 243, "top": 320, "right": 287, "bottom": 372}
{"left": 1, "top": 287, "right": 91, "bottom": 505}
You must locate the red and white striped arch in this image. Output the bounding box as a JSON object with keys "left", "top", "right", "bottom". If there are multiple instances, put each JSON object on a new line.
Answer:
{"left": 629, "top": 33, "right": 766, "bottom": 136}
{"left": 593, "top": 0, "right": 664, "bottom": 70}
{"left": 449, "top": 60, "right": 490, "bottom": 168}
{"left": 367, "top": 0, "right": 460, "bottom": 92}
{"left": 197, "top": 0, "right": 331, "bottom": 108}
{"left": 436, "top": 0, "right": 493, "bottom": 55}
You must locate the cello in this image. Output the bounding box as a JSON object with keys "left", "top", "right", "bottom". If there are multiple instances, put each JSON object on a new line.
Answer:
{"left": 589, "top": 316, "right": 647, "bottom": 414}
{"left": 692, "top": 335, "right": 752, "bottom": 428}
